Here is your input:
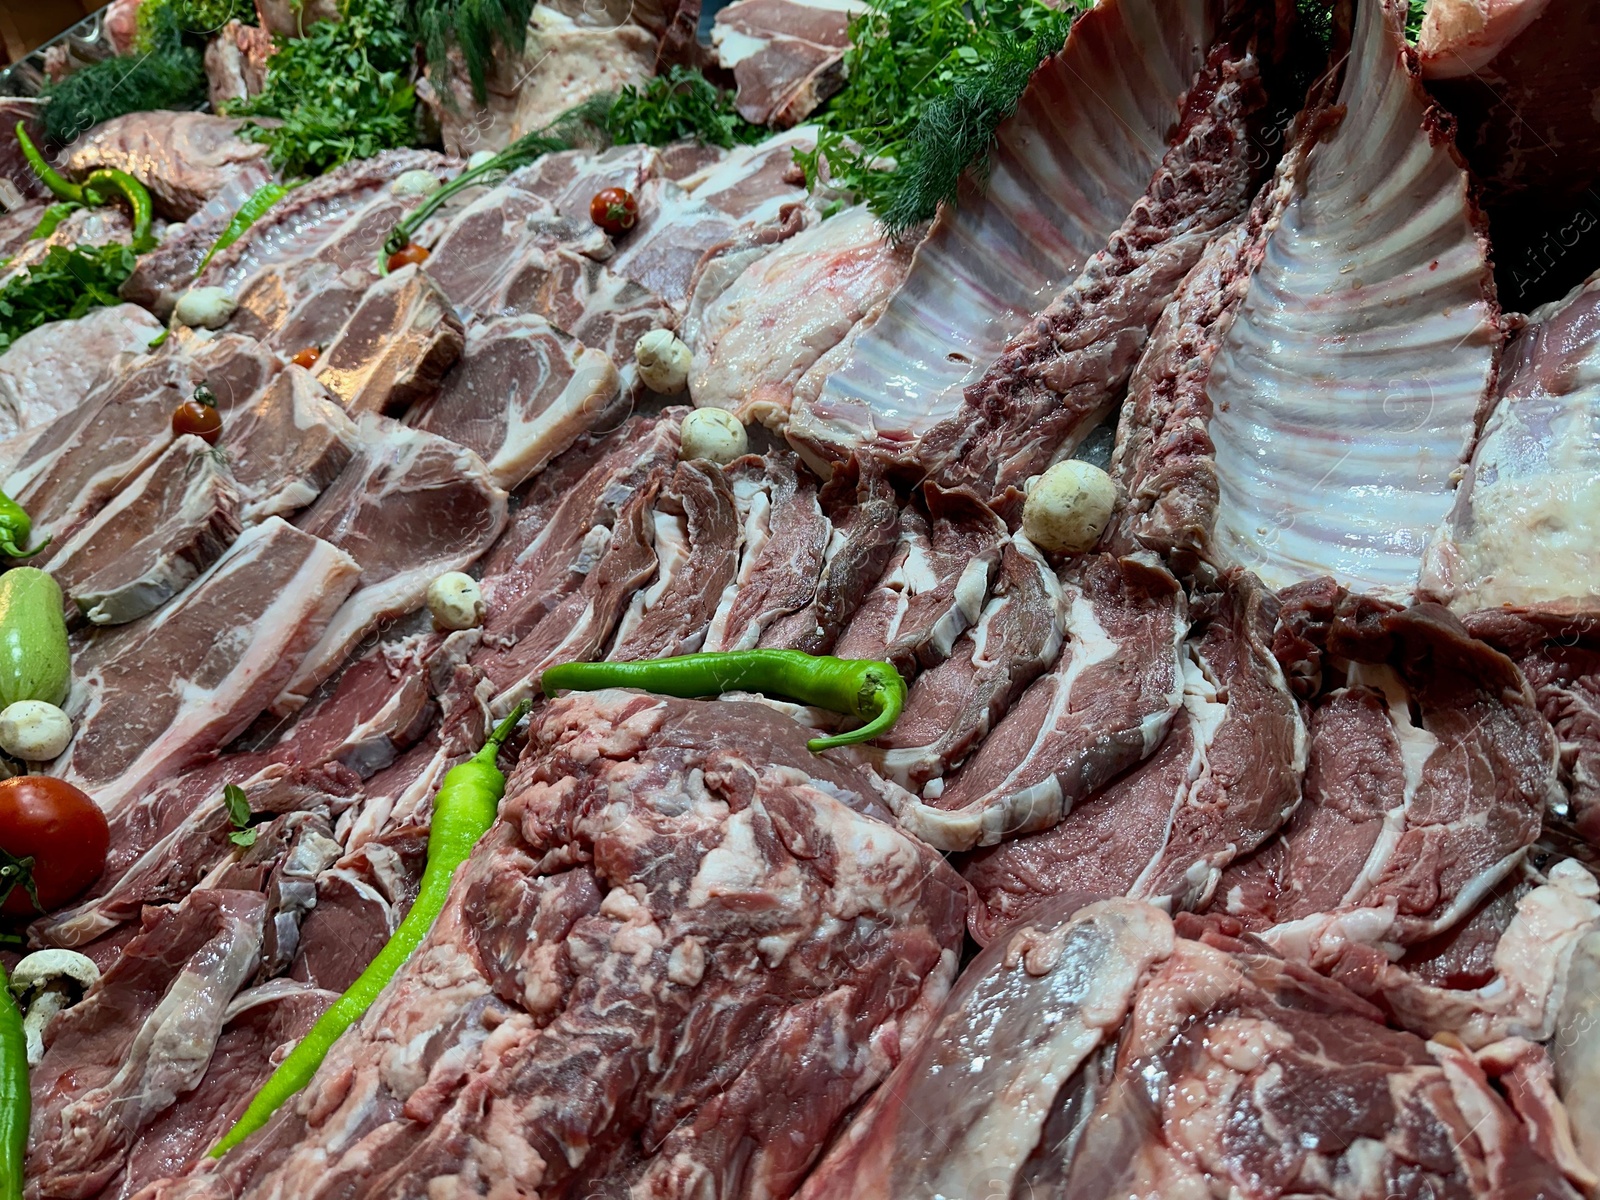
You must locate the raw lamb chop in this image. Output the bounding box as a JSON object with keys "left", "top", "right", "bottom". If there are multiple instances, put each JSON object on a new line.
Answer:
{"left": 221, "top": 365, "right": 360, "bottom": 523}
{"left": 712, "top": 0, "right": 863, "bottom": 126}
{"left": 312, "top": 264, "right": 465, "bottom": 415}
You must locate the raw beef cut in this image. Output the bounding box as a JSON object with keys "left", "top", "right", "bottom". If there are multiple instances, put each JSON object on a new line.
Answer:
{"left": 490, "top": 247, "right": 677, "bottom": 367}
{"left": 0, "top": 304, "right": 161, "bottom": 441}
{"left": 1110, "top": 0, "right": 1499, "bottom": 597}
{"left": 894, "top": 554, "right": 1188, "bottom": 852}
{"left": 1424, "top": 268, "right": 1600, "bottom": 613}
{"left": 51, "top": 518, "right": 360, "bottom": 817}
{"left": 963, "top": 569, "right": 1305, "bottom": 940}
{"left": 221, "top": 365, "right": 360, "bottom": 523}
{"left": 608, "top": 178, "right": 749, "bottom": 312}
{"left": 203, "top": 18, "right": 275, "bottom": 109}
{"left": 914, "top": 34, "right": 1269, "bottom": 511}
{"left": 421, "top": 183, "right": 594, "bottom": 319}
{"left": 43, "top": 434, "right": 242, "bottom": 626}
{"left": 62, "top": 111, "right": 276, "bottom": 219}
{"left": 278, "top": 416, "right": 507, "bottom": 711}
{"left": 711, "top": 0, "right": 863, "bottom": 126}
{"left": 789, "top": 0, "right": 1237, "bottom": 468}
{"left": 207, "top": 690, "right": 965, "bottom": 1200}
{"left": 408, "top": 313, "right": 621, "bottom": 490}
{"left": 313, "top": 264, "right": 465, "bottom": 415}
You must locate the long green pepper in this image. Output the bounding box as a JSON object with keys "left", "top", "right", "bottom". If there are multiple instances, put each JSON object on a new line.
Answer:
{"left": 15, "top": 123, "right": 84, "bottom": 204}
{"left": 0, "top": 965, "right": 28, "bottom": 1200}
{"left": 211, "top": 699, "right": 532, "bottom": 1156}
{"left": 0, "top": 491, "right": 46, "bottom": 560}
{"left": 81, "top": 169, "right": 156, "bottom": 253}
{"left": 540, "top": 650, "right": 908, "bottom": 751}
{"left": 197, "top": 182, "right": 293, "bottom": 274}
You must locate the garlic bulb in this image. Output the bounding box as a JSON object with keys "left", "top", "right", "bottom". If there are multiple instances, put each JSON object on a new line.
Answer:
{"left": 172, "top": 286, "right": 237, "bottom": 330}
{"left": 426, "top": 571, "right": 484, "bottom": 631}
{"left": 680, "top": 408, "right": 748, "bottom": 466}
{"left": 1022, "top": 460, "right": 1117, "bottom": 554}
{"left": 0, "top": 700, "right": 73, "bottom": 763}
{"left": 635, "top": 329, "right": 692, "bottom": 394}
{"left": 391, "top": 169, "right": 442, "bottom": 196}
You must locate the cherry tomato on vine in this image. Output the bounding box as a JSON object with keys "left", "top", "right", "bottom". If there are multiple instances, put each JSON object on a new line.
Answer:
{"left": 290, "top": 345, "right": 321, "bottom": 369}
{"left": 386, "top": 243, "right": 430, "bottom": 272}
{"left": 172, "top": 383, "right": 222, "bottom": 445}
{"left": 590, "top": 187, "right": 638, "bottom": 236}
{"left": 0, "top": 776, "right": 109, "bottom": 914}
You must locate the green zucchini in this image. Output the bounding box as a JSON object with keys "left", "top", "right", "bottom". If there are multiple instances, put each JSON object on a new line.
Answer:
{"left": 0, "top": 569, "right": 69, "bottom": 708}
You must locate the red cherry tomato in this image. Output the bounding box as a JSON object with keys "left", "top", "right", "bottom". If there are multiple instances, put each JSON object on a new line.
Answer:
{"left": 290, "top": 345, "right": 321, "bottom": 369}
{"left": 589, "top": 187, "right": 638, "bottom": 236}
{"left": 171, "top": 394, "right": 222, "bottom": 445}
{"left": 386, "top": 243, "right": 430, "bottom": 272}
{"left": 0, "top": 776, "right": 109, "bottom": 915}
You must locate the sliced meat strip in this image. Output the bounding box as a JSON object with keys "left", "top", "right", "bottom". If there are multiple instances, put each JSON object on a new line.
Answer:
{"left": 963, "top": 569, "right": 1306, "bottom": 941}
{"left": 43, "top": 434, "right": 242, "bottom": 626}
{"left": 881, "top": 486, "right": 1005, "bottom": 675}
{"left": 611, "top": 460, "right": 741, "bottom": 659}
{"left": 1424, "top": 267, "right": 1600, "bottom": 613}
{"left": 711, "top": 0, "right": 860, "bottom": 126}
{"left": 51, "top": 518, "right": 360, "bottom": 817}
{"left": 703, "top": 451, "right": 829, "bottom": 652}
{"left": 219, "top": 690, "right": 963, "bottom": 1200}
{"left": 27, "top": 889, "right": 265, "bottom": 1198}
{"left": 832, "top": 508, "right": 930, "bottom": 664}
{"left": 278, "top": 416, "right": 508, "bottom": 712}
{"left": 61, "top": 112, "right": 274, "bottom": 219}
{"left": 312, "top": 264, "right": 465, "bottom": 416}
{"left": 213, "top": 813, "right": 346, "bottom": 980}
{"left": 408, "top": 312, "right": 620, "bottom": 490}
{"left": 790, "top": 0, "right": 1231, "bottom": 467}
{"left": 897, "top": 554, "right": 1187, "bottom": 852}
{"left": 221, "top": 365, "right": 359, "bottom": 524}
{"left": 916, "top": 36, "right": 1268, "bottom": 511}
{"left": 873, "top": 535, "right": 1064, "bottom": 790}
{"left": 678, "top": 128, "right": 814, "bottom": 227}
{"left": 799, "top": 898, "right": 1175, "bottom": 1199}
{"left": 0, "top": 304, "right": 161, "bottom": 442}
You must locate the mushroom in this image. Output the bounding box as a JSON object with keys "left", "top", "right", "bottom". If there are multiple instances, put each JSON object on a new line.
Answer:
{"left": 10, "top": 949, "right": 99, "bottom": 1065}
{"left": 427, "top": 571, "right": 484, "bottom": 631}
{"left": 679, "top": 408, "right": 748, "bottom": 466}
{"left": 173, "top": 286, "right": 237, "bottom": 330}
{"left": 1021, "top": 460, "right": 1118, "bottom": 554}
{"left": 0, "top": 700, "right": 72, "bottom": 763}
{"left": 635, "top": 329, "right": 692, "bottom": 394}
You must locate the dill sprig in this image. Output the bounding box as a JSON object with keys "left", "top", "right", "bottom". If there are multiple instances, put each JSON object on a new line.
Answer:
{"left": 40, "top": 2, "right": 206, "bottom": 144}
{"left": 407, "top": 0, "right": 536, "bottom": 107}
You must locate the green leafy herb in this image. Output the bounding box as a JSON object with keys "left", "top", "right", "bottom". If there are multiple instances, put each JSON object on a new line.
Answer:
{"left": 29, "top": 203, "right": 82, "bottom": 241}
{"left": 802, "top": 0, "right": 1077, "bottom": 235}
{"left": 1406, "top": 0, "right": 1427, "bottom": 40}
{"left": 223, "top": 783, "right": 257, "bottom": 847}
{"left": 601, "top": 68, "right": 764, "bottom": 149}
{"left": 1295, "top": 0, "right": 1333, "bottom": 49}
{"left": 0, "top": 243, "right": 138, "bottom": 355}
{"left": 40, "top": 2, "right": 206, "bottom": 144}
{"left": 226, "top": 0, "right": 419, "bottom": 177}
{"left": 406, "top": 0, "right": 535, "bottom": 107}
{"left": 171, "top": 0, "right": 258, "bottom": 33}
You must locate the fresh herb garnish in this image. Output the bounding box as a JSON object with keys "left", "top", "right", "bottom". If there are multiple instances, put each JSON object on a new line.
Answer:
{"left": 0, "top": 243, "right": 138, "bottom": 355}
{"left": 601, "top": 68, "right": 764, "bottom": 149}
{"left": 222, "top": 783, "right": 257, "bottom": 847}
{"left": 1406, "top": 0, "right": 1426, "bottom": 40}
{"left": 172, "top": 0, "right": 258, "bottom": 33}
{"left": 226, "top": 0, "right": 419, "bottom": 177}
{"left": 406, "top": 0, "right": 535, "bottom": 107}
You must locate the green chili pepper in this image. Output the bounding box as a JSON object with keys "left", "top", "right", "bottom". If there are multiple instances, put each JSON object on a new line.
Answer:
{"left": 15, "top": 122, "right": 83, "bottom": 204}
{"left": 82, "top": 169, "right": 155, "bottom": 253}
{"left": 0, "top": 964, "right": 27, "bottom": 1200}
{"left": 197, "top": 181, "right": 292, "bottom": 275}
{"left": 0, "top": 491, "right": 46, "bottom": 560}
{"left": 28, "top": 201, "right": 81, "bottom": 241}
{"left": 210, "top": 698, "right": 533, "bottom": 1157}
{"left": 540, "top": 650, "right": 907, "bottom": 752}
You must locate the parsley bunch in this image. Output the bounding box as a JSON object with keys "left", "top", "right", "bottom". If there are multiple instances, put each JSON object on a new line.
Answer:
{"left": 602, "top": 68, "right": 765, "bottom": 149}
{"left": 226, "top": 0, "right": 419, "bottom": 177}
{"left": 0, "top": 244, "right": 138, "bottom": 355}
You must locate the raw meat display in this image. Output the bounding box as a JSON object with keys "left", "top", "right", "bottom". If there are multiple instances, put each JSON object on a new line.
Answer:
{"left": 5, "top": 0, "right": 1600, "bottom": 1194}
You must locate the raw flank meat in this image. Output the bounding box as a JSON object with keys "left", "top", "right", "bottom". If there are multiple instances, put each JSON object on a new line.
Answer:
{"left": 27, "top": 889, "right": 267, "bottom": 1199}
{"left": 408, "top": 313, "right": 621, "bottom": 490}
{"left": 914, "top": 34, "right": 1270, "bottom": 511}
{"left": 873, "top": 534, "right": 1064, "bottom": 791}
{"left": 1423, "top": 268, "right": 1600, "bottom": 613}
{"left": 209, "top": 690, "right": 964, "bottom": 1200}
{"left": 221, "top": 365, "right": 360, "bottom": 523}
{"left": 1111, "top": 0, "right": 1499, "bottom": 597}
{"left": 789, "top": 0, "right": 1234, "bottom": 468}
{"left": 963, "top": 570, "right": 1306, "bottom": 942}
{"left": 312, "top": 264, "right": 466, "bottom": 415}
{"left": 704, "top": 453, "right": 829, "bottom": 652}
{"left": 611, "top": 460, "right": 742, "bottom": 659}
{"left": 61, "top": 111, "right": 275, "bottom": 219}
{"left": 1210, "top": 584, "right": 1559, "bottom": 964}
{"left": 509, "top": 9, "right": 655, "bottom": 136}
{"left": 799, "top": 897, "right": 1175, "bottom": 1198}
{"left": 712, "top": 0, "right": 863, "bottom": 126}
{"left": 277, "top": 415, "right": 507, "bottom": 711}
{"left": 4, "top": 334, "right": 275, "bottom": 545}
{"left": 43, "top": 434, "right": 242, "bottom": 626}
{"left": 0, "top": 304, "right": 162, "bottom": 441}
{"left": 894, "top": 554, "right": 1188, "bottom": 852}
{"left": 51, "top": 518, "right": 360, "bottom": 817}
{"left": 688, "top": 205, "right": 913, "bottom": 430}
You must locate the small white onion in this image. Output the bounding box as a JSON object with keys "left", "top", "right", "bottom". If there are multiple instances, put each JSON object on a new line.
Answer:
{"left": 426, "top": 571, "right": 484, "bottom": 631}
{"left": 635, "top": 329, "right": 692, "bottom": 394}
{"left": 1022, "top": 460, "right": 1118, "bottom": 554}
{"left": 0, "top": 700, "right": 73, "bottom": 763}
{"left": 390, "top": 168, "right": 442, "bottom": 196}
{"left": 466, "top": 150, "right": 499, "bottom": 170}
{"left": 172, "top": 286, "right": 237, "bottom": 330}
{"left": 680, "top": 408, "right": 748, "bottom": 466}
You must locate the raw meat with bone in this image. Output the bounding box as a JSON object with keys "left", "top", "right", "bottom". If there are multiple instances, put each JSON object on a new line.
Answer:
{"left": 220, "top": 365, "right": 359, "bottom": 524}
{"left": 312, "top": 264, "right": 465, "bottom": 415}
{"left": 712, "top": 0, "right": 862, "bottom": 127}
